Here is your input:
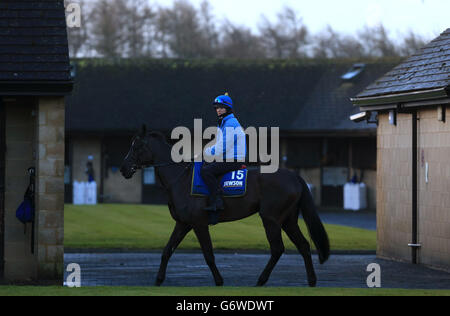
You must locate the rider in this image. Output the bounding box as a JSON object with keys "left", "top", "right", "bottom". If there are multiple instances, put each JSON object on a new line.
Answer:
{"left": 201, "top": 93, "right": 246, "bottom": 224}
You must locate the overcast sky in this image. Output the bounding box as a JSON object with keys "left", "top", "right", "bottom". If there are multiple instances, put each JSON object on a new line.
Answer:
{"left": 153, "top": 0, "right": 449, "bottom": 40}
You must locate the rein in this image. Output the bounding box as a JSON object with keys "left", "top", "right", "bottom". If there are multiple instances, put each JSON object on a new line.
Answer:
{"left": 141, "top": 161, "right": 180, "bottom": 169}
{"left": 138, "top": 161, "right": 192, "bottom": 190}
{"left": 131, "top": 134, "right": 192, "bottom": 190}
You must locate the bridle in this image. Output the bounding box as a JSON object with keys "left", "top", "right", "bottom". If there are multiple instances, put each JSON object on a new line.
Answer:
{"left": 129, "top": 138, "right": 192, "bottom": 190}
{"left": 139, "top": 161, "right": 192, "bottom": 191}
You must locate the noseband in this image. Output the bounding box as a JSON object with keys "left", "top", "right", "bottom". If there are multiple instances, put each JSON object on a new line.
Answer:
{"left": 133, "top": 155, "right": 192, "bottom": 190}
{"left": 128, "top": 135, "right": 192, "bottom": 189}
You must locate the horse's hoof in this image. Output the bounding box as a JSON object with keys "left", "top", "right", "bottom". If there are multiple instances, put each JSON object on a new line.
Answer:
{"left": 215, "top": 278, "right": 224, "bottom": 286}
{"left": 308, "top": 277, "right": 317, "bottom": 287}
{"left": 155, "top": 278, "right": 164, "bottom": 286}
{"left": 256, "top": 279, "right": 267, "bottom": 287}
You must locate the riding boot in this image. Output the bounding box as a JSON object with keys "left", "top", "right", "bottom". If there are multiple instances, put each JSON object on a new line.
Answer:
{"left": 204, "top": 194, "right": 220, "bottom": 225}
{"left": 215, "top": 190, "right": 224, "bottom": 211}
{"left": 204, "top": 194, "right": 217, "bottom": 212}
{"left": 208, "top": 210, "right": 219, "bottom": 226}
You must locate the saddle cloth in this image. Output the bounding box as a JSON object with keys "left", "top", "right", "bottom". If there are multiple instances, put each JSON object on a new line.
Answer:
{"left": 191, "top": 162, "right": 248, "bottom": 197}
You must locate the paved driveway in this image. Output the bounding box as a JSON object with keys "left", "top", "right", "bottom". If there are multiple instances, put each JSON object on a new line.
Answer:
{"left": 64, "top": 252, "right": 450, "bottom": 289}
{"left": 318, "top": 211, "right": 376, "bottom": 230}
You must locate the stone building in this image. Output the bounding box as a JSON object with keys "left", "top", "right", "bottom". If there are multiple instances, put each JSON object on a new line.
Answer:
{"left": 65, "top": 59, "right": 400, "bottom": 209}
{"left": 0, "top": 1, "right": 73, "bottom": 282}
{"left": 352, "top": 29, "right": 450, "bottom": 270}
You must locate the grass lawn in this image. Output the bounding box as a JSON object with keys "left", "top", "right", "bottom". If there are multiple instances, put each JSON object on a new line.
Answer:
{"left": 0, "top": 286, "right": 449, "bottom": 296}
{"left": 64, "top": 204, "right": 375, "bottom": 251}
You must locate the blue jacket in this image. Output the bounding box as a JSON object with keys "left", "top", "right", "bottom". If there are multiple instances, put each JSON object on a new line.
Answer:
{"left": 204, "top": 114, "right": 246, "bottom": 161}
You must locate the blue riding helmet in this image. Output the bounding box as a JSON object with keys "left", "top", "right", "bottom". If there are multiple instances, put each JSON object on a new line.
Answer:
{"left": 213, "top": 94, "right": 233, "bottom": 109}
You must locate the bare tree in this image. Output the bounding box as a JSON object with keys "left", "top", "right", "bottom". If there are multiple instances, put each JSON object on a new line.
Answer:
{"left": 90, "top": 0, "right": 127, "bottom": 58}
{"left": 141, "top": 7, "right": 158, "bottom": 57}
{"left": 313, "top": 26, "right": 365, "bottom": 59}
{"left": 219, "top": 21, "right": 266, "bottom": 59}
{"left": 258, "top": 7, "right": 308, "bottom": 58}
{"left": 66, "top": 0, "right": 90, "bottom": 58}
{"left": 120, "top": 0, "right": 155, "bottom": 58}
{"left": 399, "top": 30, "right": 427, "bottom": 56}
{"left": 155, "top": 0, "right": 210, "bottom": 58}
{"left": 357, "top": 24, "right": 398, "bottom": 57}
{"left": 67, "top": 19, "right": 89, "bottom": 58}
{"left": 154, "top": 6, "right": 172, "bottom": 58}
{"left": 65, "top": 0, "right": 432, "bottom": 60}
{"left": 313, "top": 26, "right": 341, "bottom": 58}
{"left": 198, "top": 0, "right": 219, "bottom": 58}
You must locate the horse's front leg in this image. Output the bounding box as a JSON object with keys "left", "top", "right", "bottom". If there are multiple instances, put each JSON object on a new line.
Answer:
{"left": 193, "top": 226, "right": 224, "bottom": 286}
{"left": 156, "top": 221, "right": 192, "bottom": 286}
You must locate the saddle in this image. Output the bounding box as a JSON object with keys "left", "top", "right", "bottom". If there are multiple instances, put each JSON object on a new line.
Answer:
{"left": 191, "top": 162, "right": 248, "bottom": 197}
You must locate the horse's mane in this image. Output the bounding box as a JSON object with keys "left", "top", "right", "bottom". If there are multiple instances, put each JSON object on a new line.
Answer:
{"left": 148, "top": 130, "right": 166, "bottom": 139}
{"left": 147, "top": 130, "right": 171, "bottom": 147}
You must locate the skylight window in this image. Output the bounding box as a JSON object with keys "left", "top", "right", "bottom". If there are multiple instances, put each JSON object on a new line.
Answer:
{"left": 341, "top": 63, "right": 366, "bottom": 80}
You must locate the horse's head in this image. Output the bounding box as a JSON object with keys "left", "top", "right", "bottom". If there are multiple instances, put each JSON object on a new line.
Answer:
{"left": 120, "top": 125, "right": 154, "bottom": 179}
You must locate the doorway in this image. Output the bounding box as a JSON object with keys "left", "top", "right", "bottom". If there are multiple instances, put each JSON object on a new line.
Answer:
{"left": 321, "top": 138, "right": 349, "bottom": 208}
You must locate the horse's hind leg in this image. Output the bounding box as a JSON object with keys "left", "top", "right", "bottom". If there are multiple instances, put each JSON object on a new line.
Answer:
{"left": 257, "top": 217, "right": 285, "bottom": 286}
{"left": 282, "top": 217, "right": 317, "bottom": 287}
{"left": 193, "top": 226, "right": 224, "bottom": 286}
{"left": 156, "top": 221, "right": 192, "bottom": 286}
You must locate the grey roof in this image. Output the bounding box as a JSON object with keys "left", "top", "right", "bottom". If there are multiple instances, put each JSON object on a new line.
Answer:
{"left": 290, "top": 63, "right": 394, "bottom": 132}
{"left": 66, "top": 59, "right": 399, "bottom": 135}
{"left": 357, "top": 29, "right": 450, "bottom": 99}
{"left": 0, "top": 0, "right": 73, "bottom": 94}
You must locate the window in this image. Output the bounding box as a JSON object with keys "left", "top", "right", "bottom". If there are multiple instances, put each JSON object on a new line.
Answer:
{"left": 64, "top": 166, "right": 71, "bottom": 184}
{"left": 341, "top": 63, "right": 366, "bottom": 80}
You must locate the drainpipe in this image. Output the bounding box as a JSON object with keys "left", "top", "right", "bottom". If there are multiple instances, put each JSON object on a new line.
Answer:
{"left": 409, "top": 110, "right": 420, "bottom": 264}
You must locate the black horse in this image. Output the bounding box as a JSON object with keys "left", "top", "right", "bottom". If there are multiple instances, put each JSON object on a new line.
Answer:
{"left": 120, "top": 125, "right": 330, "bottom": 287}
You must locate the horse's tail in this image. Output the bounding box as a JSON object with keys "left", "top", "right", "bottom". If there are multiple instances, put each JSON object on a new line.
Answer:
{"left": 297, "top": 175, "right": 330, "bottom": 264}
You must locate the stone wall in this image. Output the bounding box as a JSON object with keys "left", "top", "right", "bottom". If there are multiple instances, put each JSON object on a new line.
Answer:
{"left": 104, "top": 167, "right": 142, "bottom": 203}
{"left": 3, "top": 95, "right": 67, "bottom": 282}
{"left": 35, "top": 96, "right": 65, "bottom": 281}
{"left": 377, "top": 112, "right": 412, "bottom": 262}
{"left": 416, "top": 107, "right": 450, "bottom": 269}
{"left": 377, "top": 108, "right": 450, "bottom": 270}
{"left": 3, "top": 97, "right": 37, "bottom": 280}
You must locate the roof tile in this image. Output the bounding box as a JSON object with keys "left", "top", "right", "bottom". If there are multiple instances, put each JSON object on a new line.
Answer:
{"left": 0, "top": 0, "right": 71, "bottom": 83}
{"left": 65, "top": 60, "right": 399, "bottom": 133}
{"left": 357, "top": 29, "right": 450, "bottom": 98}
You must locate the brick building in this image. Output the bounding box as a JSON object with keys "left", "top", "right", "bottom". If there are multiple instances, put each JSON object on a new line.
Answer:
{"left": 352, "top": 29, "right": 450, "bottom": 270}
{"left": 0, "top": 1, "right": 73, "bottom": 282}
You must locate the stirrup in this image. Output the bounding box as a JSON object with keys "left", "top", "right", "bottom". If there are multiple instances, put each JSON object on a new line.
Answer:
{"left": 215, "top": 195, "right": 224, "bottom": 211}
{"left": 204, "top": 204, "right": 217, "bottom": 212}
{"left": 204, "top": 195, "right": 217, "bottom": 212}
{"left": 208, "top": 211, "right": 219, "bottom": 226}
